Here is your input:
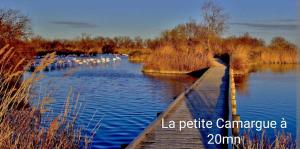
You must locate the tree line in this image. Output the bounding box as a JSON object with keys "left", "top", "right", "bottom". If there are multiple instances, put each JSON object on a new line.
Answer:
{"left": 0, "top": 1, "right": 298, "bottom": 73}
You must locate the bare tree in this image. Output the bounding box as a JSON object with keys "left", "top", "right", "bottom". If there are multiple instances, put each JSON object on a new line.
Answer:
{"left": 0, "top": 9, "right": 31, "bottom": 45}
{"left": 201, "top": 1, "right": 227, "bottom": 35}
{"left": 201, "top": 1, "right": 227, "bottom": 52}
{"left": 134, "top": 36, "right": 144, "bottom": 49}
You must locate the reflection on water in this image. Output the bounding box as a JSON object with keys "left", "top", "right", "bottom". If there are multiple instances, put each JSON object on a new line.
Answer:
{"left": 32, "top": 56, "right": 197, "bottom": 149}
{"left": 234, "top": 64, "right": 297, "bottom": 140}
{"left": 234, "top": 64, "right": 297, "bottom": 94}
{"left": 145, "top": 74, "right": 197, "bottom": 100}
{"left": 234, "top": 74, "right": 250, "bottom": 95}
{"left": 249, "top": 64, "right": 297, "bottom": 74}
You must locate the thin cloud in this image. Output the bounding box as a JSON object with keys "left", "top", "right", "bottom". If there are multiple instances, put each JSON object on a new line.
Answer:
{"left": 50, "top": 21, "right": 98, "bottom": 28}
{"left": 230, "top": 22, "right": 298, "bottom": 31}
{"left": 265, "top": 19, "right": 297, "bottom": 23}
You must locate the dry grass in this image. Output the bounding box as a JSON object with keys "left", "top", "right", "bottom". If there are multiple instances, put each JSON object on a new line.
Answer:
{"left": 224, "top": 35, "right": 298, "bottom": 74}
{"left": 143, "top": 45, "right": 212, "bottom": 72}
{"left": 230, "top": 45, "right": 297, "bottom": 74}
{"left": 114, "top": 48, "right": 135, "bottom": 54}
{"left": 128, "top": 49, "right": 152, "bottom": 62}
{"left": 230, "top": 46, "right": 250, "bottom": 74}
{"left": 0, "top": 45, "right": 98, "bottom": 148}
{"left": 236, "top": 130, "right": 296, "bottom": 149}
{"left": 259, "top": 49, "right": 297, "bottom": 64}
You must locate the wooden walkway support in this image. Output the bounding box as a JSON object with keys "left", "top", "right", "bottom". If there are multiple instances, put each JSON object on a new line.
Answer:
{"left": 227, "top": 68, "right": 240, "bottom": 149}
{"left": 126, "top": 60, "right": 229, "bottom": 149}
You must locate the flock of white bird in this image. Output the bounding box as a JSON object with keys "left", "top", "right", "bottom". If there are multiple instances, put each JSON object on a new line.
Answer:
{"left": 30, "top": 54, "right": 125, "bottom": 72}
{"left": 71, "top": 56, "right": 121, "bottom": 65}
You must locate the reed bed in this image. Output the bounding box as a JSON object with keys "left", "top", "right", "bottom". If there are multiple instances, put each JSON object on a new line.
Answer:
{"left": 128, "top": 49, "right": 152, "bottom": 62}
{"left": 259, "top": 49, "right": 297, "bottom": 64}
{"left": 230, "top": 48, "right": 297, "bottom": 75}
{"left": 230, "top": 46, "right": 251, "bottom": 74}
{"left": 0, "top": 45, "right": 98, "bottom": 148}
{"left": 143, "top": 45, "right": 212, "bottom": 73}
{"left": 236, "top": 130, "right": 296, "bottom": 149}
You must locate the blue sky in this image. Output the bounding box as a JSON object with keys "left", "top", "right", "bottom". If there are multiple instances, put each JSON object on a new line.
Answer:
{"left": 0, "top": 0, "right": 298, "bottom": 43}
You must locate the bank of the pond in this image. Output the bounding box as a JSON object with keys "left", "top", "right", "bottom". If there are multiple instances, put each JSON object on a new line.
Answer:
{"left": 142, "top": 69, "right": 191, "bottom": 74}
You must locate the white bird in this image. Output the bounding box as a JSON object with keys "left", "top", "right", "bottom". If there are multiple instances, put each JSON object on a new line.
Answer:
{"left": 83, "top": 59, "right": 88, "bottom": 64}
{"left": 101, "top": 58, "right": 106, "bottom": 63}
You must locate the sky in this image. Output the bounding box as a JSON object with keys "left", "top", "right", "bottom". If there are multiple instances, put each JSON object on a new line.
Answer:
{"left": 0, "top": 0, "right": 298, "bottom": 43}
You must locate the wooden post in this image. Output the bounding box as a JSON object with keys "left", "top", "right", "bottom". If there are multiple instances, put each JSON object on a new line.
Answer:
{"left": 232, "top": 114, "right": 240, "bottom": 136}
{"left": 232, "top": 100, "right": 237, "bottom": 115}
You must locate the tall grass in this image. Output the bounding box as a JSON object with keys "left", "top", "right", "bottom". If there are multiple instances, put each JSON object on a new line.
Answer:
{"left": 236, "top": 130, "right": 296, "bottom": 149}
{"left": 0, "top": 45, "right": 97, "bottom": 148}
{"left": 143, "top": 45, "right": 212, "bottom": 73}
{"left": 259, "top": 49, "right": 297, "bottom": 64}
{"left": 230, "top": 45, "right": 297, "bottom": 74}
{"left": 128, "top": 49, "right": 152, "bottom": 62}
{"left": 230, "top": 46, "right": 250, "bottom": 74}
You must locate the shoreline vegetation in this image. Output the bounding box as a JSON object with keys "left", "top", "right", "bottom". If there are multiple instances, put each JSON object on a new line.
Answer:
{"left": 27, "top": 31, "right": 298, "bottom": 75}
{"left": 1, "top": 3, "right": 296, "bottom": 75}
{"left": 0, "top": 46, "right": 99, "bottom": 148}
{"left": 239, "top": 130, "right": 295, "bottom": 149}
{"left": 21, "top": 2, "right": 297, "bottom": 75}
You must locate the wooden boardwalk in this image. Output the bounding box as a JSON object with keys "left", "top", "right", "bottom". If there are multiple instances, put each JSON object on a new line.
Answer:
{"left": 126, "top": 61, "right": 229, "bottom": 149}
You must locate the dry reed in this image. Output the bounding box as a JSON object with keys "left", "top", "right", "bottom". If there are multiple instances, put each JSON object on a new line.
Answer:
{"left": 143, "top": 45, "right": 212, "bottom": 72}
{"left": 0, "top": 45, "right": 98, "bottom": 149}
{"left": 235, "top": 130, "right": 296, "bottom": 149}
{"left": 259, "top": 49, "right": 297, "bottom": 64}
{"left": 230, "top": 46, "right": 250, "bottom": 74}
{"left": 128, "top": 49, "right": 152, "bottom": 62}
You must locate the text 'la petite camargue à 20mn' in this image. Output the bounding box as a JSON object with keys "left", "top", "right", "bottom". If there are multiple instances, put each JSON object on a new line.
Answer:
{"left": 161, "top": 118, "right": 287, "bottom": 131}
{"left": 161, "top": 118, "right": 287, "bottom": 144}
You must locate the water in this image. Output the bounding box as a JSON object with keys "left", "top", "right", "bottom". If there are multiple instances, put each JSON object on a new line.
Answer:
{"left": 234, "top": 64, "right": 297, "bottom": 140}
{"left": 31, "top": 55, "right": 197, "bottom": 149}
{"left": 29, "top": 57, "right": 297, "bottom": 147}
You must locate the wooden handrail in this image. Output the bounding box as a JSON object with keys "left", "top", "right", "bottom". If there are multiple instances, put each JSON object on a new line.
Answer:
{"left": 228, "top": 66, "right": 240, "bottom": 149}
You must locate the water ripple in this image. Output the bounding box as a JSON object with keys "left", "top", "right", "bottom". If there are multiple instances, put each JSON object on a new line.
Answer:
{"left": 33, "top": 56, "right": 196, "bottom": 149}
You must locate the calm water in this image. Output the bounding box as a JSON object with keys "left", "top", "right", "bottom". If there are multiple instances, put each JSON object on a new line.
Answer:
{"left": 235, "top": 64, "right": 297, "bottom": 140}
{"left": 31, "top": 55, "right": 197, "bottom": 149}
{"left": 29, "top": 57, "right": 297, "bottom": 147}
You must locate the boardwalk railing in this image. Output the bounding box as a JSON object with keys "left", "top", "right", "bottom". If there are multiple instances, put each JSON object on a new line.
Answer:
{"left": 228, "top": 67, "right": 240, "bottom": 148}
